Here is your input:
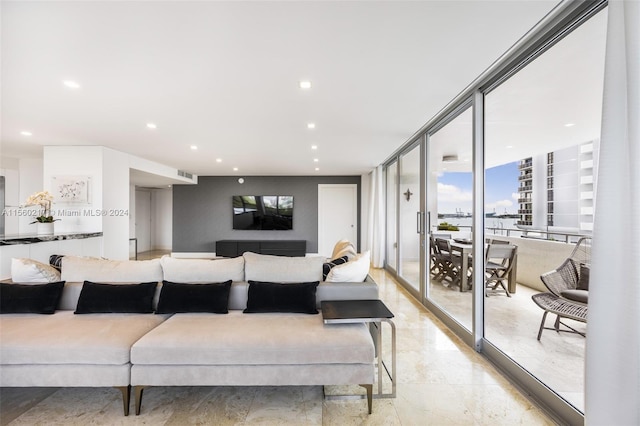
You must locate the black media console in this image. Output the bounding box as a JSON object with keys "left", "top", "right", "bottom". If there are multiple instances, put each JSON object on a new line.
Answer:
{"left": 216, "top": 240, "right": 306, "bottom": 257}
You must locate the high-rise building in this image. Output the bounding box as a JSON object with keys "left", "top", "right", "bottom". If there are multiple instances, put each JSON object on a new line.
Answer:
{"left": 517, "top": 140, "right": 599, "bottom": 233}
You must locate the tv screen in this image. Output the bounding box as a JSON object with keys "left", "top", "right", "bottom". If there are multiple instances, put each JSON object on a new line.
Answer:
{"left": 232, "top": 195, "right": 294, "bottom": 230}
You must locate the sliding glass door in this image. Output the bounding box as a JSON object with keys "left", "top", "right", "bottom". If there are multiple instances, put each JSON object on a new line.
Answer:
{"left": 381, "top": 3, "right": 607, "bottom": 422}
{"left": 397, "top": 142, "right": 423, "bottom": 294}
{"left": 425, "top": 106, "right": 474, "bottom": 331}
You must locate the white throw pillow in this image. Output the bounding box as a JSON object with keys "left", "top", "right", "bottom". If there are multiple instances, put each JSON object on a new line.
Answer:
{"left": 11, "top": 258, "right": 62, "bottom": 283}
{"left": 325, "top": 251, "right": 370, "bottom": 282}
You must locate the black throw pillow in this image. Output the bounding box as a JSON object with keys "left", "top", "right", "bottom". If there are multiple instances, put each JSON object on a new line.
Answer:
{"left": 322, "top": 256, "right": 349, "bottom": 281}
{"left": 577, "top": 264, "right": 590, "bottom": 291}
{"left": 156, "top": 280, "right": 232, "bottom": 314}
{"left": 49, "top": 254, "right": 65, "bottom": 272}
{"left": 244, "top": 280, "right": 319, "bottom": 314}
{"left": 0, "top": 281, "right": 65, "bottom": 314}
{"left": 74, "top": 281, "right": 157, "bottom": 314}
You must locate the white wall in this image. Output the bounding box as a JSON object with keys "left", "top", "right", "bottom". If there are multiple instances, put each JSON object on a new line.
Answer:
{"left": 43, "top": 146, "right": 103, "bottom": 233}
{"left": 102, "top": 148, "right": 130, "bottom": 259}
{"left": 151, "top": 188, "right": 173, "bottom": 250}
{"left": 18, "top": 158, "right": 44, "bottom": 234}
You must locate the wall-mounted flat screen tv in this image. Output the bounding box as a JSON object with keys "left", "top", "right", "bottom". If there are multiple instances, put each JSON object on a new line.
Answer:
{"left": 232, "top": 195, "right": 294, "bottom": 230}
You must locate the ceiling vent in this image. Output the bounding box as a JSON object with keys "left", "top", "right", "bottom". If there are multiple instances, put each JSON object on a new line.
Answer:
{"left": 177, "top": 170, "right": 193, "bottom": 179}
{"left": 442, "top": 155, "right": 458, "bottom": 163}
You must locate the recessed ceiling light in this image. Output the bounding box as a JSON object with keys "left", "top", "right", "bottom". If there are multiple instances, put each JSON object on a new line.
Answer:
{"left": 313, "top": 158, "right": 319, "bottom": 162}
{"left": 233, "top": 167, "right": 238, "bottom": 171}
{"left": 20, "top": 131, "right": 32, "bottom": 136}
{"left": 168, "top": 185, "right": 172, "bottom": 188}
{"left": 565, "top": 123, "right": 576, "bottom": 127}
{"left": 146, "top": 123, "right": 157, "bottom": 129}
{"left": 506, "top": 145, "right": 513, "bottom": 149}
{"left": 63, "top": 80, "right": 81, "bottom": 89}
{"left": 307, "top": 123, "right": 315, "bottom": 129}
{"left": 190, "top": 145, "right": 198, "bottom": 150}
{"left": 299, "top": 80, "right": 312, "bottom": 89}
{"left": 311, "top": 145, "right": 318, "bottom": 150}
{"left": 315, "top": 167, "right": 320, "bottom": 171}
{"left": 216, "top": 158, "right": 222, "bottom": 163}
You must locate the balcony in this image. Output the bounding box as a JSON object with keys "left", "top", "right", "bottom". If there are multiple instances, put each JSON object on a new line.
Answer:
{"left": 425, "top": 234, "right": 588, "bottom": 412}
{"left": 518, "top": 174, "right": 533, "bottom": 181}
{"left": 518, "top": 161, "right": 533, "bottom": 170}
{"left": 519, "top": 185, "right": 532, "bottom": 192}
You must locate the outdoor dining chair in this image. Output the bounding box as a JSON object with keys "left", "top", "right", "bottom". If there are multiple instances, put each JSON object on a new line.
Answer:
{"left": 484, "top": 243, "right": 517, "bottom": 297}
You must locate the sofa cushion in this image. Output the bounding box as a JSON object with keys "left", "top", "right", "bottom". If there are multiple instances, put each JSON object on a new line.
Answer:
{"left": 0, "top": 311, "right": 167, "bottom": 365}
{"left": 0, "top": 281, "right": 65, "bottom": 314}
{"left": 131, "top": 311, "right": 374, "bottom": 366}
{"left": 244, "top": 281, "right": 319, "bottom": 314}
{"left": 561, "top": 289, "right": 589, "bottom": 304}
{"left": 326, "top": 251, "right": 370, "bottom": 282}
{"left": 11, "top": 258, "right": 61, "bottom": 283}
{"left": 156, "top": 280, "right": 232, "bottom": 314}
{"left": 243, "top": 252, "right": 323, "bottom": 282}
{"left": 160, "top": 256, "right": 244, "bottom": 282}
{"left": 75, "top": 281, "right": 157, "bottom": 314}
{"left": 322, "top": 256, "right": 348, "bottom": 281}
{"left": 61, "top": 256, "right": 163, "bottom": 283}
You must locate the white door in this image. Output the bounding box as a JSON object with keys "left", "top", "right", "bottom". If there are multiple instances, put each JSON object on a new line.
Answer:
{"left": 135, "top": 190, "right": 152, "bottom": 253}
{"left": 318, "top": 184, "right": 358, "bottom": 258}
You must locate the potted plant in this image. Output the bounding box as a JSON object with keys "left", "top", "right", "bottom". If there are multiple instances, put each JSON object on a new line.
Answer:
{"left": 24, "top": 191, "right": 59, "bottom": 235}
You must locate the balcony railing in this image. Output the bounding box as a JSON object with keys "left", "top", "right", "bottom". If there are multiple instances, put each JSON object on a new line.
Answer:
{"left": 434, "top": 224, "right": 592, "bottom": 244}
{"left": 518, "top": 162, "right": 533, "bottom": 170}
{"left": 518, "top": 174, "right": 532, "bottom": 181}
{"left": 519, "top": 185, "right": 532, "bottom": 191}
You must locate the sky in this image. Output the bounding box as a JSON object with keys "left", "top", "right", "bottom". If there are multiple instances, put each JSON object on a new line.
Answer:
{"left": 437, "top": 161, "right": 519, "bottom": 214}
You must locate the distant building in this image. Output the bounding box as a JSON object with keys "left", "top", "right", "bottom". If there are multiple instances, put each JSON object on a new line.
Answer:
{"left": 517, "top": 140, "right": 599, "bottom": 234}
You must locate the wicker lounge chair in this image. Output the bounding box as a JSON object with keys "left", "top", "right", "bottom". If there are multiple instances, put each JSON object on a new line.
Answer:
{"left": 531, "top": 237, "right": 590, "bottom": 340}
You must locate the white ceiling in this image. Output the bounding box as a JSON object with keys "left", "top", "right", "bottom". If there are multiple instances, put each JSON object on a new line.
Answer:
{"left": 1, "top": 1, "right": 562, "bottom": 181}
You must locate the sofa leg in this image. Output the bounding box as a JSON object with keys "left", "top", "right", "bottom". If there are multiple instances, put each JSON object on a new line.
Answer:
{"left": 114, "top": 386, "right": 131, "bottom": 416}
{"left": 359, "top": 384, "right": 372, "bottom": 414}
{"left": 134, "top": 386, "right": 146, "bottom": 415}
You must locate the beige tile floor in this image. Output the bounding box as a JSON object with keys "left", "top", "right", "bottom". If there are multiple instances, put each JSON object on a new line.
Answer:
{"left": 0, "top": 268, "right": 557, "bottom": 425}
{"left": 398, "top": 260, "right": 585, "bottom": 412}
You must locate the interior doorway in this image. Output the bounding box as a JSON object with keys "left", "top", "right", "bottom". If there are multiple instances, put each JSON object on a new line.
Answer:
{"left": 135, "top": 189, "right": 152, "bottom": 253}
{"left": 318, "top": 184, "right": 358, "bottom": 258}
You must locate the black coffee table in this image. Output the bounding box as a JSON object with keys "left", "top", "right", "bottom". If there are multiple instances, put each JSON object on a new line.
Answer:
{"left": 321, "top": 300, "right": 396, "bottom": 398}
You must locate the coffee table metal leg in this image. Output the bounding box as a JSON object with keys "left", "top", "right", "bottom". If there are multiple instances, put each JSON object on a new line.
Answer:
{"left": 373, "top": 319, "right": 396, "bottom": 399}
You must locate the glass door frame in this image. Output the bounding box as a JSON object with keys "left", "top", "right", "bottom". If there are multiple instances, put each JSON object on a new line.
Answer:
{"left": 421, "top": 98, "right": 481, "bottom": 347}
{"left": 384, "top": 136, "right": 426, "bottom": 301}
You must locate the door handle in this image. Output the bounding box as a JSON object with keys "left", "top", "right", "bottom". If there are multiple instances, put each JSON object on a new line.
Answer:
{"left": 416, "top": 212, "right": 423, "bottom": 234}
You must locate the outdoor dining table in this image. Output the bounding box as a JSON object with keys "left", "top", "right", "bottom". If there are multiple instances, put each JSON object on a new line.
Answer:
{"left": 448, "top": 239, "right": 518, "bottom": 294}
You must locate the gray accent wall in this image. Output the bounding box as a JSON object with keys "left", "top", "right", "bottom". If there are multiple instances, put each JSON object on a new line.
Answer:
{"left": 173, "top": 176, "right": 361, "bottom": 253}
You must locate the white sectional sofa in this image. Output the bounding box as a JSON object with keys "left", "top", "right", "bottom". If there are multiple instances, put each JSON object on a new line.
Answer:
{"left": 0, "top": 248, "right": 379, "bottom": 416}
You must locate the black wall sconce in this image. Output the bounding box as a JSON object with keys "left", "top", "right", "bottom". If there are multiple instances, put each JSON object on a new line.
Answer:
{"left": 404, "top": 188, "right": 413, "bottom": 201}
